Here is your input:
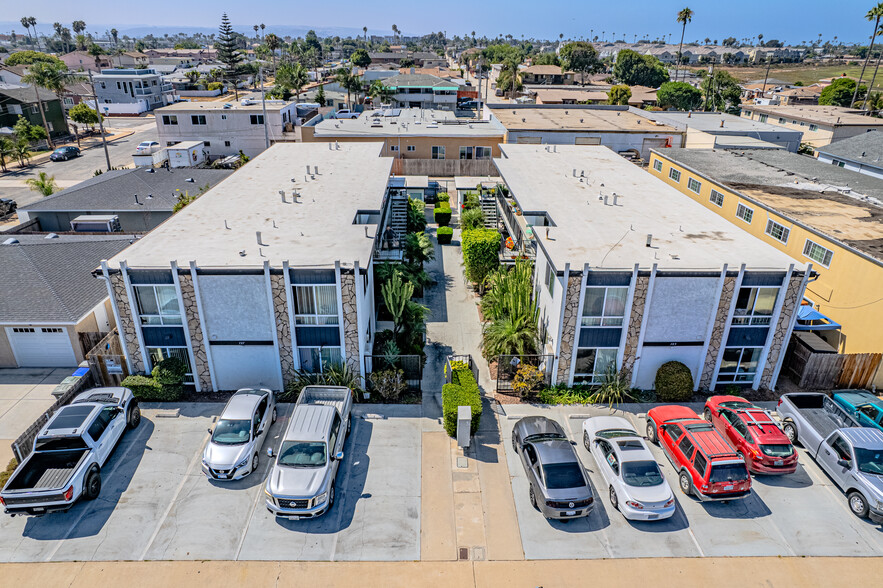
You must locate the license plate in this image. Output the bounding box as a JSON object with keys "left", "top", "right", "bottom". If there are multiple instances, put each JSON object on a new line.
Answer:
{"left": 32, "top": 507, "right": 44, "bottom": 512}
{"left": 647, "top": 514, "right": 659, "bottom": 520}
{"left": 724, "top": 485, "right": 734, "bottom": 491}
{"left": 217, "top": 474, "right": 227, "bottom": 479}
{"left": 774, "top": 460, "right": 783, "bottom": 466}
{"left": 287, "top": 516, "right": 300, "bottom": 521}
{"left": 564, "top": 510, "right": 577, "bottom": 516}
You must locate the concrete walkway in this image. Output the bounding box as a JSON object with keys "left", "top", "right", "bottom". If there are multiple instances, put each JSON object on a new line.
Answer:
{"left": 0, "top": 368, "right": 69, "bottom": 465}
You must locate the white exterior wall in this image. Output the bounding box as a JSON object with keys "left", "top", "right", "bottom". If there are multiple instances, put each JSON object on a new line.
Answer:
{"left": 506, "top": 131, "right": 682, "bottom": 159}
{"left": 197, "top": 275, "right": 276, "bottom": 342}
{"left": 534, "top": 250, "right": 564, "bottom": 356}
{"left": 643, "top": 277, "right": 719, "bottom": 343}
{"left": 816, "top": 153, "right": 883, "bottom": 179}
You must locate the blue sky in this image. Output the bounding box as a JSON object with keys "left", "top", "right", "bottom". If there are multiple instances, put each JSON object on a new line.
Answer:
{"left": 6, "top": 0, "right": 879, "bottom": 44}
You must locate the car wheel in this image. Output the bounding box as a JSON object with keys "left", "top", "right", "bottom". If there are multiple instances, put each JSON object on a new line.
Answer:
{"left": 783, "top": 422, "right": 797, "bottom": 444}
{"left": 678, "top": 471, "right": 693, "bottom": 496}
{"left": 127, "top": 402, "right": 141, "bottom": 429}
{"left": 609, "top": 486, "right": 619, "bottom": 510}
{"left": 529, "top": 486, "right": 539, "bottom": 511}
{"left": 583, "top": 431, "right": 590, "bottom": 450}
{"left": 329, "top": 483, "right": 336, "bottom": 507}
{"left": 346, "top": 417, "right": 351, "bottom": 438}
{"left": 511, "top": 435, "right": 518, "bottom": 453}
{"left": 848, "top": 491, "right": 870, "bottom": 518}
{"left": 703, "top": 408, "right": 712, "bottom": 422}
{"left": 251, "top": 453, "right": 259, "bottom": 473}
{"left": 646, "top": 421, "right": 658, "bottom": 444}
{"left": 271, "top": 407, "right": 277, "bottom": 424}
{"left": 84, "top": 468, "right": 101, "bottom": 500}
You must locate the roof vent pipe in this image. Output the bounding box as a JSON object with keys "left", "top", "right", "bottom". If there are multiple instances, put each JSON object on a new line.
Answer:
{"left": 573, "top": 168, "right": 577, "bottom": 177}
{"left": 279, "top": 190, "right": 286, "bottom": 203}
{"left": 134, "top": 194, "right": 141, "bottom": 205}
{"left": 720, "top": 119, "right": 725, "bottom": 128}
{"left": 314, "top": 165, "right": 318, "bottom": 175}
{"left": 613, "top": 193, "right": 618, "bottom": 205}
{"left": 256, "top": 231, "right": 265, "bottom": 246}
{"left": 603, "top": 195, "right": 609, "bottom": 205}
{"left": 646, "top": 234, "right": 653, "bottom": 248}
{"left": 306, "top": 165, "right": 310, "bottom": 174}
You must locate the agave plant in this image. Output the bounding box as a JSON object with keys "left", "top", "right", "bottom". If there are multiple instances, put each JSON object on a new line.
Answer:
{"left": 481, "top": 312, "right": 539, "bottom": 360}
{"left": 281, "top": 362, "right": 362, "bottom": 401}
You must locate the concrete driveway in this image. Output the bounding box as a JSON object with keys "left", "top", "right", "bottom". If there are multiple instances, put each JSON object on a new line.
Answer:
{"left": 500, "top": 403, "right": 883, "bottom": 559}
{"left": 0, "top": 368, "right": 70, "bottom": 465}
{"left": 0, "top": 403, "right": 421, "bottom": 562}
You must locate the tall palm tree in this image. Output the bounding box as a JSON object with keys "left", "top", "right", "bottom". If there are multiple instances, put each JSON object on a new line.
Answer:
{"left": 253, "top": 24, "right": 259, "bottom": 41}
{"left": 265, "top": 33, "right": 280, "bottom": 72}
{"left": 392, "top": 24, "right": 400, "bottom": 43}
{"left": 28, "top": 17, "right": 39, "bottom": 50}
{"left": 675, "top": 7, "right": 694, "bottom": 82}
{"left": 14, "top": 140, "right": 32, "bottom": 168}
{"left": 20, "top": 17, "right": 33, "bottom": 45}
{"left": 852, "top": 3, "right": 883, "bottom": 108}
{"left": 865, "top": 49, "right": 883, "bottom": 113}
{"left": 363, "top": 26, "right": 368, "bottom": 44}
{"left": 21, "top": 61, "right": 73, "bottom": 150}
{"left": 260, "top": 23, "right": 266, "bottom": 38}
{"left": 110, "top": 28, "right": 118, "bottom": 46}
{"left": 25, "top": 172, "right": 59, "bottom": 196}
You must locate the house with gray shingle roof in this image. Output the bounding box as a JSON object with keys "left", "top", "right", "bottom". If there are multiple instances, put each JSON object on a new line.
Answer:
{"left": 816, "top": 132, "right": 883, "bottom": 180}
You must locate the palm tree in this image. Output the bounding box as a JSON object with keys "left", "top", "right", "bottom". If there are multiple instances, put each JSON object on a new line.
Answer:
{"left": 20, "top": 17, "right": 33, "bottom": 45}
{"left": 0, "top": 137, "right": 14, "bottom": 172}
{"left": 368, "top": 79, "right": 394, "bottom": 104}
{"left": 481, "top": 313, "right": 539, "bottom": 359}
{"left": 260, "top": 23, "right": 266, "bottom": 38}
{"left": 14, "top": 140, "right": 32, "bottom": 168}
{"left": 675, "top": 7, "right": 694, "bottom": 82}
{"left": 88, "top": 43, "right": 104, "bottom": 70}
{"left": 110, "top": 28, "right": 118, "bottom": 46}
{"left": 253, "top": 24, "right": 259, "bottom": 41}
{"left": 265, "top": 33, "right": 280, "bottom": 72}
{"left": 363, "top": 26, "right": 368, "bottom": 44}
{"left": 852, "top": 3, "right": 883, "bottom": 108}
{"left": 392, "top": 24, "right": 400, "bottom": 44}
{"left": 21, "top": 61, "right": 73, "bottom": 150}
{"left": 865, "top": 49, "right": 883, "bottom": 113}
{"left": 25, "top": 172, "right": 59, "bottom": 196}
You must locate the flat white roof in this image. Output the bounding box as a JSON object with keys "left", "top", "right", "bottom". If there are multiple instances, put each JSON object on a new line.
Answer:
{"left": 494, "top": 145, "right": 802, "bottom": 272}
{"left": 454, "top": 176, "right": 501, "bottom": 191}
{"left": 167, "top": 140, "right": 205, "bottom": 150}
{"left": 311, "top": 108, "right": 506, "bottom": 138}
{"left": 107, "top": 142, "right": 392, "bottom": 269}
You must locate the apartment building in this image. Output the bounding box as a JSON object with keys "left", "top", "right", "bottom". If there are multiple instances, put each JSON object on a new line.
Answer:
{"left": 385, "top": 73, "right": 459, "bottom": 110}
{"left": 93, "top": 68, "right": 176, "bottom": 114}
{"left": 520, "top": 65, "right": 576, "bottom": 85}
{"left": 493, "top": 145, "right": 808, "bottom": 391}
{"left": 100, "top": 143, "right": 395, "bottom": 392}
{"left": 740, "top": 104, "right": 883, "bottom": 147}
{"left": 154, "top": 99, "right": 298, "bottom": 158}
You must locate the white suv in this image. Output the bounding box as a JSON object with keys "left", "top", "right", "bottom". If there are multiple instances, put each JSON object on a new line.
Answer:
{"left": 202, "top": 388, "right": 276, "bottom": 481}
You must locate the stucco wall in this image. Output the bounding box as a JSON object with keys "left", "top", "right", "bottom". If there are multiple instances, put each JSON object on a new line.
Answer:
{"left": 700, "top": 276, "right": 736, "bottom": 388}
{"left": 197, "top": 275, "right": 275, "bottom": 342}
{"left": 643, "top": 277, "right": 719, "bottom": 343}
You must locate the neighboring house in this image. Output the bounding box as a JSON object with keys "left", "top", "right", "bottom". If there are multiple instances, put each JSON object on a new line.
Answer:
{"left": 493, "top": 145, "right": 808, "bottom": 390}
{"left": 114, "top": 51, "right": 150, "bottom": 68}
{"left": 0, "top": 86, "right": 69, "bottom": 138}
{"left": 301, "top": 107, "right": 507, "bottom": 175}
{"left": 17, "top": 167, "right": 233, "bottom": 233}
{"left": 648, "top": 148, "right": 883, "bottom": 381}
{"left": 740, "top": 104, "right": 883, "bottom": 147}
{"left": 0, "top": 234, "right": 131, "bottom": 368}
{"left": 521, "top": 65, "right": 576, "bottom": 85}
{"left": 61, "top": 81, "right": 92, "bottom": 113}
{"left": 533, "top": 88, "right": 609, "bottom": 105}
{"left": 774, "top": 86, "right": 822, "bottom": 106}
{"left": 93, "top": 68, "right": 176, "bottom": 114}
{"left": 385, "top": 74, "right": 460, "bottom": 110}
{"left": 143, "top": 48, "right": 217, "bottom": 63}
{"left": 816, "top": 132, "right": 883, "bottom": 179}
{"left": 154, "top": 98, "right": 298, "bottom": 159}
{"left": 101, "top": 142, "right": 395, "bottom": 392}
{"left": 632, "top": 109, "right": 803, "bottom": 152}
{"left": 368, "top": 51, "right": 443, "bottom": 67}
{"left": 627, "top": 86, "right": 658, "bottom": 108}
{"left": 59, "top": 50, "right": 112, "bottom": 72}
{"left": 0, "top": 65, "right": 27, "bottom": 86}
{"left": 485, "top": 104, "right": 684, "bottom": 161}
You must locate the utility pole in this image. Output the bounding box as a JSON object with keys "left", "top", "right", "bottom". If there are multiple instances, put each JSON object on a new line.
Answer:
{"left": 761, "top": 54, "right": 773, "bottom": 102}
{"left": 703, "top": 58, "right": 715, "bottom": 111}
{"left": 86, "top": 69, "right": 113, "bottom": 171}
{"left": 259, "top": 65, "right": 270, "bottom": 149}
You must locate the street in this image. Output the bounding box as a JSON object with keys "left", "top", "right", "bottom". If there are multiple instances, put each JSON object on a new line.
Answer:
{"left": 0, "top": 117, "right": 159, "bottom": 209}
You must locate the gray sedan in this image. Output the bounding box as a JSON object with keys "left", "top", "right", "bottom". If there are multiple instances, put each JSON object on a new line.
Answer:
{"left": 512, "top": 416, "right": 594, "bottom": 521}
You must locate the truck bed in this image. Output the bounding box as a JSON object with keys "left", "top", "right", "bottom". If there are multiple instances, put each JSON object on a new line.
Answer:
{"left": 782, "top": 393, "right": 858, "bottom": 440}
{"left": 296, "top": 386, "right": 351, "bottom": 415}
{"left": 4, "top": 450, "right": 88, "bottom": 492}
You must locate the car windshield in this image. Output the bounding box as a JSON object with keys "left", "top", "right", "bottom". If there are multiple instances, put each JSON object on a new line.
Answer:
{"left": 211, "top": 419, "right": 251, "bottom": 445}
{"left": 278, "top": 441, "right": 327, "bottom": 467}
{"left": 621, "top": 460, "right": 665, "bottom": 487}
{"left": 596, "top": 429, "right": 637, "bottom": 439}
{"left": 760, "top": 444, "right": 794, "bottom": 458}
{"left": 542, "top": 462, "right": 585, "bottom": 489}
{"left": 719, "top": 401, "right": 758, "bottom": 410}
{"left": 524, "top": 432, "right": 566, "bottom": 443}
{"left": 34, "top": 436, "right": 89, "bottom": 451}
{"left": 855, "top": 447, "right": 883, "bottom": 476}
{"left": 708, "top": 463, "right": 749, "bottom": 484}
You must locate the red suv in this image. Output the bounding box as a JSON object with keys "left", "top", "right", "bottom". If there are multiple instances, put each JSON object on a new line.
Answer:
{"left": 704, "top": 395, "right": 797, "bottom": 475}
{"left": 646, "top": 406, "right": 751, "bottom": 501}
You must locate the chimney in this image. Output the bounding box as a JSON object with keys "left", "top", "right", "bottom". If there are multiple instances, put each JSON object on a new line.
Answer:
{"left": 646, "top": 234, "right": 653, "bottom": 248}
{"left": 256, "top": 231, "right": 265, "bottom": 246}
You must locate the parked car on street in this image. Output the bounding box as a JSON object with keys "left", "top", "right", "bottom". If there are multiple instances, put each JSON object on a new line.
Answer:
{"left": 134, "top": 141, "right": 160, "bottom": 154}
{"left": 512, "top": 416, "right": 593, "bottom": 521}
{"left": 264, "top": 386, "right": 353, "bottom": 519}
{"left": 458, "top": 100, "right": 480, "bottom": 110}
{"left": 49, "top": 146, "right": 81, "bottom": 161}
{"left": 832, "top": 390, "right": 883, "bottom": 432}
{"left": 582, "top": 416, "right": 675, "bottom": 521}
{"left": 1, "top": 387, "right": 140, "bottom": 516}
{"left": 647, "top": 405, "right": 751, "bottom": 501}
{"left": 333, "top": 109, "right": 359, "bottom": 119}
{"left": 704, "top": 396, "right": 797, "bottom": 475}
{"left": 776, "top": 393, "right": 883, "bottom": 520}
{"left": 202, "top": 388, "right": 276, "bottom": 481}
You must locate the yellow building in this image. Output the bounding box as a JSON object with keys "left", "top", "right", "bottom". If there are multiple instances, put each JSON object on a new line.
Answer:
{"left": 648, "top": 148, "right": 883, "bottom": 373}
{"left": 740, "top": 104, "right": 883, "bottom": 147}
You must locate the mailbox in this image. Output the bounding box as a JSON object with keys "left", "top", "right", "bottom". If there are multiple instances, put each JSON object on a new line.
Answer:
{"left": 457, "top": 405, "right": 472, "bottom": 448}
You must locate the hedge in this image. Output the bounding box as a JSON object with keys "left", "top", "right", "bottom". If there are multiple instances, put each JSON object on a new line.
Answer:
{"left": 434, "top": 207, "right": 451, "bottom": 226}
{"left": 437, "top": 226, "right": 453, "bottom": 244}
{"left": 655, "top": 361, "right": 694, "bottom": 402}
{"left": 461, "top": 229, "right": 501, "bottom": 286}
{"left": 121, "top": 374, "right": 182, "bottom": 401}
{"left": 442, "top": 365, "right": 482, "bottom": 437}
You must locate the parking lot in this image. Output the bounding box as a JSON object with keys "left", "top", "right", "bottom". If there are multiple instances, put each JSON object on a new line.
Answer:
{"left": 500, "top": 403, "right": 883, "bottom": 559}
{"left": 0, "top": 403, "right": 421, "bottom": 562}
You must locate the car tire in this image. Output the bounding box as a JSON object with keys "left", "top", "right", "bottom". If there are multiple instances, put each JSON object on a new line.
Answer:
{"left": 251, "top": 453, "right": 259, "bottom": 473}
{"left": 646, "top": 421, "right": 658, "bottom": 444}
{"left": 609, "top": 486, "right": 619, "bottom": 510}
{"left": 583, "top": 431, "right": 590, "bottom": 450}
{"left": 127, "top": 402, "right": 141, "bottom": 429}
{"left": 848, "top": 491, "right": 870, "bottom": 519}
{"left": 678, "top": 471, "right": 693, "bottom": 496}
{"left": 529, "top": 486, "right": 539, "bottom": 511}
{"left": 783, "top": 422, "right": 797, "bottom": 444}
{"left": 329, "top": 483, "right": 336, "bottom": 508}
{"left": 512, "top": 435, "right": 518, "bottom": 453}
{"left": 271, "top": 407, "right": 277, "bottom": 424}
{"left": 703, "top": 408, "right": 712, "bottom": 422}
{"left": 346, "top": 417, "right": 351, "bottom": 438}
{"left": 83, "top": 468, "right": 101, "bottom": 500}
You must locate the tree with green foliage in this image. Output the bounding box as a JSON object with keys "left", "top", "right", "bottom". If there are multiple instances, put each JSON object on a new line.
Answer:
{"left": 699, "top": 70, "right": 743, "bottom": 111}
{"left": 315, "top": 85, "right": 327, "bottom": 107}
{"left": 674, "top": 7, "right": 694, "bottom": 82}
{"left": 382, "top": 271, "right": 414, "bottom": 341}
{"left": 612, "top": 49, "right": 669, "bottom": 87}
{"left": 657, "top": 81, "right": 703, "bottom": 110}
{"left": 13, "top": 140, "right": 32, "bottom": 167}
{"left": 532, "top": 53, "right": 560, "bottom": 66}
{"left": 68, "top": 102, "right": 101, "bottom": 147}
{"left": 607, "top": 84, "right": 632, "bottom": 105}
{"left": 21, "top": 60, "right": 75, "bottom": 148}
{"left": 351, "top": 48, "right": 371, "bottom": 68}
{"left": 335, "top": 68, "right": 363, "bottom": 106}
{"left": 559, "top": 41, "right": 602, "bottom": 85}
{"left": 87, "top": 43, "right": 104, "bottom": 69}
{"left": 496, "top": 58, "right": 523, "bottom": 98}
{"left": 13, "top": 115, "right": 47, "bottom": 145}
{"left": 25, "top": 171, "right": 58, "bottom": 196}
{"left": 821, "top": 77, "right": 867, "bottom": 106}
{"left": 368, "top": 79, "right": 393, "bottom": 104}
{"left": 461, "top": 228, "right": 501, "bottom": 293}
{"left": 216, "top": 13, "right": 244, "bottom": 99}
{"left": 274, "top": 61, "right": 309, "bottom": 101}
{"left": 4, "top": 50, "right": 64, "bottom": 67}
{"left": 264, "top": 33, "right": 280, "bottom": 72}
{"left": 0, "top": 138, "right": 15, "bottom": 172}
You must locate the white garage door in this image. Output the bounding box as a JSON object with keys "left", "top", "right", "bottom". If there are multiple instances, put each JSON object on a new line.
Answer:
{"left": 7, "top": 327, "right": 77, "bottom": 367}
{"left": 209, "top": 344, "right": 282, "bottom": 391}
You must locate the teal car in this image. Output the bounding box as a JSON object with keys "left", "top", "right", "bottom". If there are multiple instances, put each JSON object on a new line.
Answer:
{"left": 833, "top": 390, "right": 883, "bottom": 432}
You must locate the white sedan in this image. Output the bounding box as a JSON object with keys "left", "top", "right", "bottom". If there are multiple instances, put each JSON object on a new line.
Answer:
{"left": 135, "top": 141, "right": 160, "bottom": 154}
{"left": 582, "top": 416, "right": 676, "bottom": 521}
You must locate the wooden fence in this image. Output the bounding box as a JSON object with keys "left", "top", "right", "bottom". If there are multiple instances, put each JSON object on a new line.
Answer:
{"left": 86, "top": 329, "right": 130, "bottom": 387}
{"left": 785, "top": 337, "right": 881, "bottom": 389}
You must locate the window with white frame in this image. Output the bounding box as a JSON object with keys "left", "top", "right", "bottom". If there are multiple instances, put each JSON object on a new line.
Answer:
{"left": 687, "top": 178, "right": 701, "bottom": 193}
{"left": 459, "top": 146, "right": 474, "bottom": 160}
{"left": 544, "top": 263, "right": 554, "bottom": 295}
{"left": 732, "top": 286, "right": 778, "bottom": 326}
{"left": 389, "top": 145, "right": 399, "bottom": 152}
{"left": 709, "top": 189, "right": 724, "bottom": 207}
{"left": 717, "top": 347, "right": 762, "bottom": 383}
{"left": 803, "top": 239, "right": 833, "bottom": 267}
{"left": 736, "top": 203, "right": 753, "bottom": 223}
{"left": 809, "top": 124, "right": 818, "bottom": 131}
{"left": 765, "top": 219, "right": 790, "bottom": 243}
{"left": 474, "top": 146, "right": 492, "bottom": 159}
{"left": 293, "top": 285, "right": 339, "bottom": 325}
{"left": 147, "top": 347, "right": 193, "bottom": 383}
{"left": 406, "top": 145, "right": 416, "bottom": 152}
{"left": 581, "top": 287, "right": 628, "bottom": 326}
{"left": 162, "top": 115, "right": 177, "bottom": 125}
{"left": 133, "top": 285, "right": 182, "bottom": 326}
{"left": 653, "top": 159, "right": 663, "bottom": 172}
{"left": 573, "top": 348, "right": 618, "bottom": 384}
{"left": 669, "top": 168, "right": 681, "bottom": 182}
{"left": 191, "top": 115, "right": 206, "bottom": 125}
{"left": 297, "top": 347, "right": 342, "bottom": 374}
{"left": 431, "top": 145, "right": 445, "bottom": 159}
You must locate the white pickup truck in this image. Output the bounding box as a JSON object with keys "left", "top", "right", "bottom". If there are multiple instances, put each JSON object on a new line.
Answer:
{"left": 264, "top": 386, "right": 352, "bottom": 519}
{"left": 1, "top": 387, "right": 140, "bottom": 516}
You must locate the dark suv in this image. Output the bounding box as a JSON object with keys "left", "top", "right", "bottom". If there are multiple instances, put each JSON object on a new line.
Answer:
{"left": 50, "top": 146, "right": 81, "bottom": 161}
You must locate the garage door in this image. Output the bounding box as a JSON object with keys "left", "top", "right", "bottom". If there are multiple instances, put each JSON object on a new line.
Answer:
{"left": 7, "top": 327, "right": 77, "bottom": 367}
{"left": 209, "top": 344, "right": 282, "bottom": 391}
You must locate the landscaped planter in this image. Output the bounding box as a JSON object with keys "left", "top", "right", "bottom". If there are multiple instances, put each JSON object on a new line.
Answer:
{"left": 437, "top": 227, "right": 453, "bottom": 244}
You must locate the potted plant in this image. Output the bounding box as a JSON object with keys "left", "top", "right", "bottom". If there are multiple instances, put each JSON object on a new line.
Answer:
{"left": 363, "top": 390, "right": 371, "bottom": 400}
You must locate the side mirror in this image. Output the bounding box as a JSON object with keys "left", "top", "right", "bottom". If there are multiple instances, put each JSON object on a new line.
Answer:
{"left": 267, "top": 448, "right": 273, "bottom": 458}
{"left": 207, "top": 428, "right": 213, "bottom": 435}
{"left": 334, "top": 451, "right": 344, "bottom": 461}
{"left": 837, "top": 459, "right": 851, "bottom": 469}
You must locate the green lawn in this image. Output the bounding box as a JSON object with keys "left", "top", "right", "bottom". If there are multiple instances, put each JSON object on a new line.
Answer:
{"left": 689, "top": 64, "right": 883, "bottom": 91}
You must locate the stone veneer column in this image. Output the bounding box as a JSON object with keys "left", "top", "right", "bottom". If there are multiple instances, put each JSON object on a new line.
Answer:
{"left": 177, "top": 273, "right": 212, "bottom": 392}
{"left": 109, "top": 273, "right": 145, "bottom": 374}
{"left": 339, "top": 272, "right": 361, "bottom": 377}
{"left": 700, "top": 276, "right": 737, "bottom": 389}
{"left": 270, "top": 274, "right": 295, "bottom": 385}
{"left": 760, "top": 274, "right": 803, "bottom": 388}
{"left": 555, "top": 274, "right": 583, "bottom": 384}
{"left": 620, "top": 276, "right": 649, "bottom": 381}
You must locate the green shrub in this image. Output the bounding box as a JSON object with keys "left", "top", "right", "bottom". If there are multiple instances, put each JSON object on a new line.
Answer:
{"left": 207, "top": 81, "right": 223, "bottom": 91}
{"left": 281, "top": 362, "right": 361, "bottom": 401}
{"left": 442, "top": 366, "right": 482, "bottom": 437}
{"left": 152, "top": 357, "right": 186, "bottom": 389}
{"left": 437, "top": 226, "right": 453, "bottom": 244}
{"left": 369, "top": 369, "right": 407, "bottom": 401}
{"left": 462, "top": 229, "right": 501, "bottom": 290}
{"left": 463, "top": 192, "right": 480, "bottom": 211}
{"left": 537, "top": 385, "right": 594, "bottom": 405}
{"left": 655, "top": 361, "right": 694, "bottom": 402}
{"left": 436, "top": 192, "right": 450, "bottom": 205}
{"left": 434, "top": 208, "right": 451, "bottom": 226}
{"left": 461, "top": 207, "right": 485, "bottom": 230}
{"left": 0, "top": 457, "right": 18, "bottom": 488}
{"left": 122, "top": 374, "right": 180, "bottom": 401}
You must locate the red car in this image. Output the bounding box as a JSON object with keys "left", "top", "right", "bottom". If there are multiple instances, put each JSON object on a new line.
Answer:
{"left": 646, "top": 405, "right": 751, "bottom": 501}
{"left": 704, "top": 396, "right": 798, "bottom": 475}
